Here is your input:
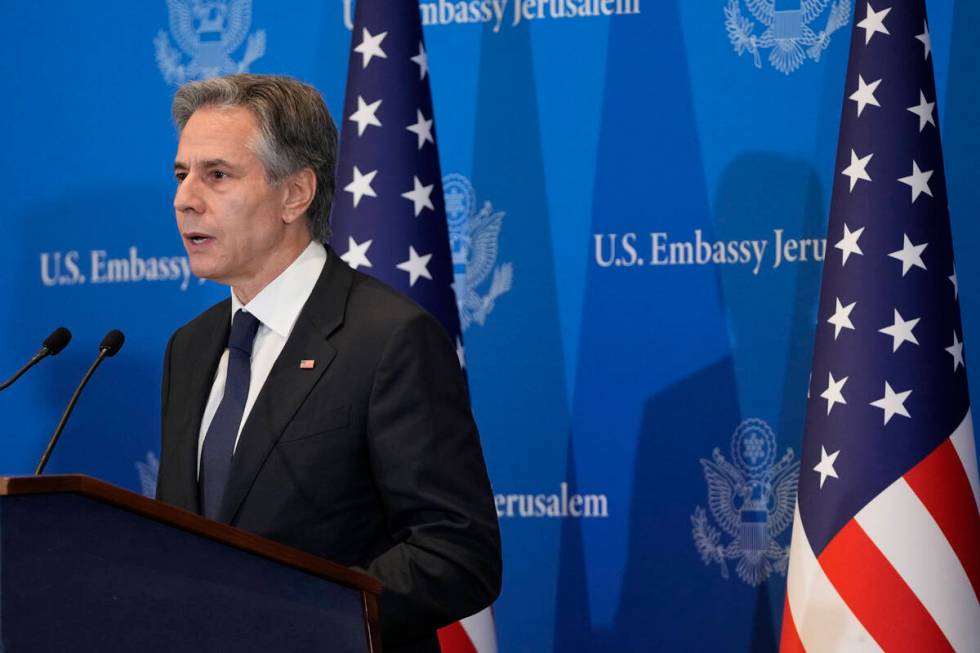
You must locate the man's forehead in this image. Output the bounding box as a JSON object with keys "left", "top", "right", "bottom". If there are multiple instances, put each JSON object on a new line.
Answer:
{"left": 176, "top": 105, "right": 259, "bottom": 158}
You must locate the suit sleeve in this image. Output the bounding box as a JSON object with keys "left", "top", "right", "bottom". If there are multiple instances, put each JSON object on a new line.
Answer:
{"left": 364, "top": 311, "right": 502, "bottom": 645}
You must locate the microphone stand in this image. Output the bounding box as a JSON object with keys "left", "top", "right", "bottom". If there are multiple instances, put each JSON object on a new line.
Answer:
{"left": 0, "top": 349, "right": 48, "bottom": 392}
{"left": 34, "top": 348, "right": 110, "bottom": 475}
{"left": 0, "top": 327, "right": 71, "bottom": 393}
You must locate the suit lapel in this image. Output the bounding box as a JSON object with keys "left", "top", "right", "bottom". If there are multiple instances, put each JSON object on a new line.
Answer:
{"left": 218, "top": 254, "right": 352, "bottom": 524}
{"left": 172, "top": 300, "right": 230, "bottom": 513}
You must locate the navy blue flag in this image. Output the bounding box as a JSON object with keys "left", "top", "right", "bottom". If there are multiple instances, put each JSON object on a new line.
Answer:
{"left": 329, "top": 0, "right": 461, "bottom": 361}
{"left": 329, "top": 3, "right": 498, "bottom": 651}
{"left": 781, "top": 3, "right": 980, "bottom": 651}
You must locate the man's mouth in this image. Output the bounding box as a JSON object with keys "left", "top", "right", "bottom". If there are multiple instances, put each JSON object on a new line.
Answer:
{"left": 185, "top": 232, "right": 214, "bottom": 245}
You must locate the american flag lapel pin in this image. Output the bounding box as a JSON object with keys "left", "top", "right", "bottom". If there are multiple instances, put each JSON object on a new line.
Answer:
{"left": 299, "top": 359, "right": 315, "bottom": 369}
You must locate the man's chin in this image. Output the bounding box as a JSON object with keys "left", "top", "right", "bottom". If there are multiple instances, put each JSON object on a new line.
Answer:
{"left": 186, "top": 260, "right": 226, "bottom": 285}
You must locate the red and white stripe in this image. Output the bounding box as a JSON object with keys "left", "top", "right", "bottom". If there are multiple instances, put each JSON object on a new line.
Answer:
{"left": 782, "top": 411, "right": 980, "bottom": 652}
{"left": 437, "top": 607, "right": 498, "bottom": 653}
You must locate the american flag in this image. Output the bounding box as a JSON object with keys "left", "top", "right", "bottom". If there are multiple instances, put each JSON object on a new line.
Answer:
{"left": 781, "top": 3, "right": 980, "bottom": 651}
{"left": 329, "top": 2, "right": 497, "bottom": 652}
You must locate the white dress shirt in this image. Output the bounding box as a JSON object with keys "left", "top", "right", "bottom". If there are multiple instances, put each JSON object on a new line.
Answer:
{"left": 197, "top": 240, "right": 327, "bottom": 473}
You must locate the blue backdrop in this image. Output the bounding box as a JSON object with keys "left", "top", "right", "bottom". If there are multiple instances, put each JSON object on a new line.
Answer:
{"left": 1, "top": 2, "right": 977, "bottom": 651}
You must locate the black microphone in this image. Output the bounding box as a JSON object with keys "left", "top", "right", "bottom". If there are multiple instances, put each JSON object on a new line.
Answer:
{"left": 35, "top": 329, "right": 125, "bottom": 475}
{"left": 0, "top": 327, "right": 72, "bottom": 392}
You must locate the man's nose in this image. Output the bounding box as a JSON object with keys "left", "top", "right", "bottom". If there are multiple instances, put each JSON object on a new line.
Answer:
{"left": 173, "top": 173, "right": 205, "bottom": 214}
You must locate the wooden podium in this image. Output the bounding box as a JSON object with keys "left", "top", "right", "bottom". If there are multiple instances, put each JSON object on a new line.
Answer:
{"left": 0, "top": 475, "right": 382, "bottom": 652}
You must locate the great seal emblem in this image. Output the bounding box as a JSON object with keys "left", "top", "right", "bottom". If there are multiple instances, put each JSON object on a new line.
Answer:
{"left": 724, "top": 0, "right": 851, "bottom": 74}
{"left": 691, "top": 418, "right": 800, "bottom": 586}
{"left": 154, "top": 0, "right": 266, "bottom": 85}
{"left": 444, "top": 174, "right": 513, "bottom": 331}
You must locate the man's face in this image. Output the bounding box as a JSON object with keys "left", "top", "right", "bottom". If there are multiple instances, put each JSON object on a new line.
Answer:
{"left": 173, "top": 106, "right": 289, "bottom": 289}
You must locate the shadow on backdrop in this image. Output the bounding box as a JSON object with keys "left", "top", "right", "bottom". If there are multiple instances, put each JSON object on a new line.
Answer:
{"left": 469, "top": 10, "right": 573, "bottom": 653}
{"left": 712, "top": 153, "right": 825, "bottom": 441}
{"left": 944, "top": 0, "right": 980, "bottom": 420}
{"left": 606, "top": 155, "right": 822, "bottom": 651}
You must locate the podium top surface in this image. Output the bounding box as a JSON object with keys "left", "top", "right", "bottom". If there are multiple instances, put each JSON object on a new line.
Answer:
{"left": 0, "top": 474, "right": 381, "bottom": 596}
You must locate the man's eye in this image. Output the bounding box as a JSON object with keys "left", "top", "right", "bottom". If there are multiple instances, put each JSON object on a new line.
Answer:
{"left": 210, "top": 170, "right": 227, "bottom": 180}
{"left": 174, "top": 173, "right": 187, "bottom": 184}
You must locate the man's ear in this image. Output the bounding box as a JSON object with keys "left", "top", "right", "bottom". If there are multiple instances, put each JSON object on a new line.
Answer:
{"left": 282, "top": 168, "right": 317, "bottom": 225}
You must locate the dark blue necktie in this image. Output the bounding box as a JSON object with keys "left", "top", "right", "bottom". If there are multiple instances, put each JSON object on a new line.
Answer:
{"left": 199, "top": 309, "right": 260, "bottom": 519}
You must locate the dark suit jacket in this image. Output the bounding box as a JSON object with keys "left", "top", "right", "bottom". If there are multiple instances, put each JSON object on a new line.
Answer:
{"left": 156, "top": 254, "right": 502, "bottom": 652}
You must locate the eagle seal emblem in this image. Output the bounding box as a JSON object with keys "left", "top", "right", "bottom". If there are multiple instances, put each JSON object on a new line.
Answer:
{"left": 691, "top": 418, "right": 799, "bottom": 586}
{"left": 724, "top": 0, "right": 851, "bottom": 74}
{"left": 154, "top": 0, "right": 266, "bottom": 85}
{"left": 444, "top": 174, "right": 513, "bottom": 331}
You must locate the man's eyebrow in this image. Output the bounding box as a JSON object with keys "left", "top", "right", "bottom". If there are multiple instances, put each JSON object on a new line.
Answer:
{"left": 173, "top": 158, "right": 236, "bottom": 171}
{"left": 200, "top": 158, "right": 235, "bottom": 169}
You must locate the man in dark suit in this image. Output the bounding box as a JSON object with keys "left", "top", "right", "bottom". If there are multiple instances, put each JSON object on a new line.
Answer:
{"left": 155, "top": 74, "right": 501, "bottom": 653}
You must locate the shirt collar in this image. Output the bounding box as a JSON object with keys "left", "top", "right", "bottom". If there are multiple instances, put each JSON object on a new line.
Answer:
{"left": 230, "top": 240, "right": 327, "bottom": 339}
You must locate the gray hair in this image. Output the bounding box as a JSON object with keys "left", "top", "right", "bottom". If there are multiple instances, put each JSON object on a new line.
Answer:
{"left": 172, "top": 74, "right": 338, "bottom": 242}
